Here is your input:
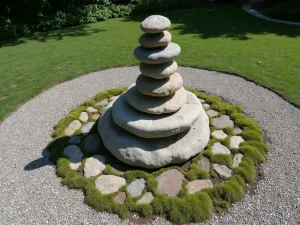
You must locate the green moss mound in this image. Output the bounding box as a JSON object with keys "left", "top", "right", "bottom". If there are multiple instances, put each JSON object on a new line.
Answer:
{"left": 47, "top": 88, "right": 268, "bottom": 224}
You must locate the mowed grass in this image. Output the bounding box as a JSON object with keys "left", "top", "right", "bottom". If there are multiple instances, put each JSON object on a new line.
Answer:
{"left": 1, "top": 4, "right": 300, "bottom": 121}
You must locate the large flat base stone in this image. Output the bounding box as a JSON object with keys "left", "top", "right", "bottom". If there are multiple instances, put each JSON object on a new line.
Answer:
{"left": 98, "top": 99, "right": 210, "bottom": 169}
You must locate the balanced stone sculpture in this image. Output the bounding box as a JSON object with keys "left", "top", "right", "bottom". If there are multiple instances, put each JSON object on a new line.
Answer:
{"left": 98, "top": 15, "right": 210, "bottom": 169}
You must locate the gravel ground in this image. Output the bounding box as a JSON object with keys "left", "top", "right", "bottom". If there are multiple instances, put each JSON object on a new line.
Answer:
{"left": 0, "top": 66, "right": 299, "bottom": 225}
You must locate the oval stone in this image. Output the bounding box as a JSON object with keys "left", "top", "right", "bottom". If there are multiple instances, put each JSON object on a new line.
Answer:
{"left": 98, "top": 101, "right": 210, "bottom": 169}
{"left": 134, "top": 42, "right": 181, "bottom": 64}
{"left": 139, "top": 60, "right": 178, "bottom": 79}
{"left": 112, "top": 91, "right": 202, "bottom": 138}
{"left": 140, "top": 15, "right": 171, "bottom": 33}
{"left": 139, "top": 31, "right": 171, "bottom": 48}
{"left": 136, "top": 73, "right": 183, "bottom": 97}
{"left": 126, "top": 85, "right": 186, "bottom": 114}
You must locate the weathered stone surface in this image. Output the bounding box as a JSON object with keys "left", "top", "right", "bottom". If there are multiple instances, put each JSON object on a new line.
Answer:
{"left": 87, "top": 106, "right": 98, "bottom": 113}
{"left": 139, "top": 31, "right": 171, "bottom": 48}
{"left": 65, "top": 120, "right": 82, "bottom": 136}
{"left": 136, "top": 73, "right": 183, "bottom": 97}
{"left": 96, "top": 99, "right": 109, "bottom": 106}
{"left": 95, "top": 175, "right": 126, "bottom": 195}
{"left": 137, "top": 192, "right": 154, "bottom": 204}
{"left": 127, "top": 178, "right": 145, "bottom": 197}
{"left": 92, "top": 113, "right": 101, "bottom": 120}
{"left": 68, "top": 135, "right": 81, "bottom": 144}
{"left": 230, "top": 136, "right": 245, "bottom": 148}
{"left": 114, "top": 91, "right": 201, "bottom": 138}
{"left": 110, "top": 95, "right": 120, "bottom": 102}
{"left": 233, "top": 127, "right": 243, "bottom": 134}
{"left": 232, "top": 153, "right": 243, "bottom": 168}
{"left": 206, "top": 110, "right": 219, "bottom": 117}
{"left": 212, "top": 142, "right": 231, "bottom": 155}
{"left": 79, "top": 112, "right": 88, "bottom": 122}
{"left": 114, "top": 192, "right": 126, "bottom": 204}
{"left": 98, "top": 100, "right": 210, "bottom": 169}
{"left": 63, "top": 145, "right": 83, "bottom": 170}
{"left": 134, "top": 43, "right": 181, "bottom": 64}
{"left": 84, "top": 155, "right": 106, "bottom": 178}
{"left": 187, "top": 179, "right": 213, "bottom": 194}
{"left": 125, "top": 85, "right": 186, "bottom": 115}
{"left": 212, "top": 115, "right": 234, "bottom": 129}
{"left": 139, "top": 60, "right": 178, "bottom": 79}
{"left": 212, "top": 130, "right": 228, "bottom": 140}
{"left": 203, "top": 103, "right": 210, "bottom": 109}
{"left": 83, "top": 134, "right": 102, "bottom": 153}
{"left": 156, "top": 169, "right": 184, "bottom": 197}
{"left": 81, "top": 122, "right": 95, "bottom": 135}
{"left": 213, "top": 164, "right": 232, "bottom": 179}
{"left": 141, "top": 15, "right": 171, "bottom": 33}
{"left": 197, "top": 156, "right": 210, "bottom": 173}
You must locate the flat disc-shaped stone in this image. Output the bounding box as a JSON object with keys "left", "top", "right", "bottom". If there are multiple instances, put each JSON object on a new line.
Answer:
{"left": 139, "top": 31, "right": 171, "bottom": 48}
{"left": 126, "top": 85, "right": 186, "bottom": 114}
{"left": 112, "top": 91, "right": 202, "bottom": 138}
{"left": 98, "top": 103, "right": 210, "bottom": 169}
{"left": 139, "top": 60, "right": 178, "bottom": 79}
{"left": 141, "top": 15, "right": 171, "bottom": 33}
{"left": 136, "top": 73, "right": 183, "bottom": 97}
{"left": 134, "top": 43, "right": 181, "bottom": 64}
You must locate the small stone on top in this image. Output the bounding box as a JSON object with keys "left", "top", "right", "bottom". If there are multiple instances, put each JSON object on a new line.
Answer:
{"left": 141, "top": 15, "right": 171, "bottom": 33}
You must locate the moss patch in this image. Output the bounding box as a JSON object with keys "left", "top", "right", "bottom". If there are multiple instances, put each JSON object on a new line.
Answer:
{"left": 47, "top": 88, "right": 268, "bottom": 224}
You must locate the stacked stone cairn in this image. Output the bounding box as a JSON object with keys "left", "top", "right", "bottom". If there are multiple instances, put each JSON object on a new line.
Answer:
{"left": 98, "top": 15, "right": 210, "bottom": 169}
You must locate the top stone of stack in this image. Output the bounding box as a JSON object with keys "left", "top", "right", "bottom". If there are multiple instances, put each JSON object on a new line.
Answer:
{"left": 140, "top": 15, "right": 171, "bottom": 33}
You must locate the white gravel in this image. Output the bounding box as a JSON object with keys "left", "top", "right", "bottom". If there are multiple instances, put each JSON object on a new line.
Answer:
{"left": 0, "top": 67, "right": 299, "bottom": 225}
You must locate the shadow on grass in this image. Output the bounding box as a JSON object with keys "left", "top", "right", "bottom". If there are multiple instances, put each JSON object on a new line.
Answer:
{"left": 122, "top": 4, "right": 300, "bottom": 40}
{"left": 0, "top": 25, "right": 106, "bottom": 48}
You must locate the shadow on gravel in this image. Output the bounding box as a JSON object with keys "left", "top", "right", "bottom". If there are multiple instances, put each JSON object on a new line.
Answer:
{"left": 24, "top": 148, "right": 53, "bottom": 170}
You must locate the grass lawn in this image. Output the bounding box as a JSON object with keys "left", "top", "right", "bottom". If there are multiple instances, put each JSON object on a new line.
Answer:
{"left": 0, "top": 4, "right": 300, "bottom": 121}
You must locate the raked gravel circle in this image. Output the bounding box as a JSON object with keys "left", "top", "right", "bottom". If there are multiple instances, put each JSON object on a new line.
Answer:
{"left": 0, "top": 66, "right": 299, "bottom": 225}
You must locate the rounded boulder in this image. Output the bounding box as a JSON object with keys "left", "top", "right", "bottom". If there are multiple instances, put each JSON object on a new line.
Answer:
{"left": 140, "top": 15, "right": 171, "bottom": 33}
{"left": 139, "top": 31, "right": 171, "bottom": 48}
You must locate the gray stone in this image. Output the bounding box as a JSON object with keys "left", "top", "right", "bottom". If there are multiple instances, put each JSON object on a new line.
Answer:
{"left": 156, "top": 169, "right": 184, "bottom": 197}
{"left": 134, "top": 43, "right": 181, "bottom": 64}
{"left": 125, "top": 85, "right": 186, "bottom": 115}
{"left": 213, "top": 164, "right": 232, "bottom": 179}
{"left": 81, "top": 122, "right": 95, "bottom": 135}
{"left": 206, "top": 109, "right": 219, "bottom": 117}
{"left": 203, "top": 103, "right": 210, "bottom": 109}
{"left": 79, "top": 112, "right": 88, "bottom": 122}
{"left": 232, "top": 153, "right": 243, "bottom": 168}
{"left": 230, "top": 136, "right": 245, "bottom": 148}
{"left": 233, "top": 127, "right": 243, "bottom": 134}
{"left": 84, "top": 155, "right": 106, "bottom": 178}
{"left": 212, "top": 142, "right": 231, "bottom": 155}
{"left": 137, "top": 192, "right": 154, "bottom": 204}
{"left": 139, "top": 60, "right": 178, "bottom": 79}
{"left": 96, "top": 99, "right": 109, "bottom": 106}
{"left": 139, "top": 31, "right": 171, "bottom": 48}
{"left": 114, "top": 192, "right": 126, "bottom": 204}
{"left": 98, "top": 101, "right": 210, "bottom": 169}
{"left": 87, "top": 107, "right": 98, "bottom": 113}
{"left": 136, "top": 73, "right": 183, "bottom": 97}
{"left": 110, "top": 95, "right": 120, "bottom": 102}
{"left": 212, "top": 130, "right": 228, "bottom": 140}
{"left": 83, "top": 134, "right": 102, "bottom": 153}
{"left": 114, "top": 91, "right": 202, "bottom": 138}
{"left": 197, "top": 156, "right": 210, "bottom": 173}
{"left": 64, "top": 120, "right": 82, "bottom": 136}
{"left": 212, "top": 115, "right": 234, "bottom": 129}
{"left": 95, "top": 175, "right": 126, "bottom": 195}
{"left": 199, "top": 99, "right": 205, "bottom": 103}
{"left": 68, "top": 135, "right": 81, "bottom": 144}
{"left": 141, "top": 15, "right": 171, "bottom": 33}
{"left": 187, "top": 179, "right": 213, "bottom": 194}
{"left": 127, "top": 178, "right": 145, "bottom": 197}
{"left": 63, "top": 145, "right": 83, "bottom": 170}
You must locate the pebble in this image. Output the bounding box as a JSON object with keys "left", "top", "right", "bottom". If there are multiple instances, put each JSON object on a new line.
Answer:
{"left": 213, "top": 164, "right": 233, "bottom": 179}
{"left": 92, "top": 113, "right": 101, "bottom": 120}
{"left": 84, "top": 155, "right": 106, "bottom": 178}
{"left": 137, "top": 192, "right": 154, "bottom": 204}
{"left": 203, "top": 103, "right": 210, "bottom": 109}
{"left": 64, "top": 120, "right": 82, "bottom": 136}
{"left": 232, "top": 153, "right": 243, "bottom": 168}
{"left": 114, "top": 192, "right": 126, "bottom": 204}
{"left": 96, "top": 99, "right": 109, "bottom": 106}
{"left": 212, "top": 142, "right": 231, "bottom": 155}
{"left": 95, "top": 175, "right": 126, "bottom": 195}
{"left": 197, "top": 156, "right": 211, "bottom": 173}
{"left": 81, "top": 122, "right": 95, "bottom": 135}
{"left": 187, "top": 179, "right": 213, "bottom": 194}
{"left": 68, "top": 135, "right": 81, "bottom": 144}
{"left": 233, "top": 127, "right": 243, "bottom": 134}
{"left": 87, "top": 107, "right": 98, "bottom": 113}
{"left": 156, "top": 169, "right": 184, "bottom": 197}
{"left": 127, "top": 178, "right": 145, "bottom": 197}
{"left": 206, "top": 109, "right": 219, "bottom": 117}
{"left": 79, "top": 112, "right": 88, "bottom": 122}
{"left": 212, "top": 130, "right": 228, "bottom": 139}
{"left": 212, "top": 115, "right": 234, "bottom": 129}
{"left": 230, "top": 136, "right": 245, "bottom": 148}
{"left": 63, "top": 145, "right": 83, "bottom": 170}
